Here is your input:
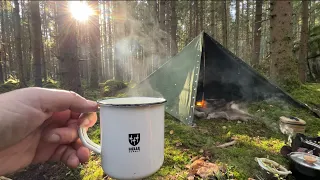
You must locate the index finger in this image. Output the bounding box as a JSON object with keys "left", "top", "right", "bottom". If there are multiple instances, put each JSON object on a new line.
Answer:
{"left": 33, "top": 87, "right": 98, "bottom": 113}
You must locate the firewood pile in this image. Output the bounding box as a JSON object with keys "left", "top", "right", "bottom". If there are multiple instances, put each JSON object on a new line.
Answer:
{"left": 194, "top": 99, "right": 254, "bottom": 122}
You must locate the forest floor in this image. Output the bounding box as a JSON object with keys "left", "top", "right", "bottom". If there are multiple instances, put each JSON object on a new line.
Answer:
{"left": 5, "top": 83, "right": 320, "bottom": 180}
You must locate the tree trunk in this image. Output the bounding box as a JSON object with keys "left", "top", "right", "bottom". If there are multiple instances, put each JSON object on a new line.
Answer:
{"left": 222, "top": 0, "right": 228, "bottom": 48}
{"left": 27, "top": 14, "right": 32, "bottom": 81}
{"left": 42, "top": 2, "right": 47, "bottom": 82}
{"left": 153, "top": 0, "right": 158, "bottom": 22}
{"left": 107, "top": 1, "right": 113, "bottom": 79}
{"left": 30, "top": 1, "right": 42, "bottom": 87}
{"left": 251, "top": 0, "right": 263, "bottom": 68}
{"left": 200, "top": 0, "right": 203, "bottom": 31}
{"left": 210, "top": 1, "right": 216, "bottom": 37}
{"left": 170, "top": 0, "right": 177, "bottom": 55}
{"left": 103, "top": 1, "right": 108, "bottom": 80}
{"left": 270, "top": 0, "right": 298, "bottom": 87}
{"left": 0, "top": 0, "right": 6, "bottom": 82}
{"left": 246, "top": 0, "right": 250, "bottom": 61}
{"left": 195, "top": 0, "right": 199, "bottom": 35}
{"left": 234, "top": 0, "right": 240, "bottom": 56}
{"left": 298, "top": 0, "right": 309, "bottom": 83}
{"left": 8, "top": 1, "right": 14, "bottom": 74}
{"left": 56, "top": 2, "right": 82, "bottom": 95}
{"left": 88, "top": 1, "right": 100, "bottom": 88}
{"left": 159, "top": 0, "right": 165, "bottom": 31}
{"left": 4, "top": 0, "right": 12, "bottom": 76}
{"left": 13, "top": 0, "right": 26, "bottom": 87}
{"left": 187, "top": 0, "right": 193, "bottom": 44}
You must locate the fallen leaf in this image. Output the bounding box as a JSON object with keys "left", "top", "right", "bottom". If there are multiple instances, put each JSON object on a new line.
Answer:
{"left": 187, "top": 175, "right": 195, "bottom": 180}
{"left": 170, "top": 130, "right": 174, "bottom": 134}
{"left": 209, "top": 163, "right": 220, "bottom": 174}
{"left": 189, "top": 159, "right": 205, "bottom": 175}
{"left": 196, "top": 162, "right": 220, "bottom": 178}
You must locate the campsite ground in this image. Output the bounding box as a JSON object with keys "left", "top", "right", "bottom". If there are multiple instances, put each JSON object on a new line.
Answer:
{"left": 6, "top": 83, "right": 320, "bottom": 180}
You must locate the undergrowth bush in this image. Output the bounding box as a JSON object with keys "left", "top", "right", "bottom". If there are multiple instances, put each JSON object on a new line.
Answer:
{"left": 0, "top": 78, "right": 19, "bottom": 93}
{"left": 289, "top": 83, "right": 320, "bottom": 105}
{"left": 100, "top": 79, "right": 127, "bottom": 97}
{"left": 43, "top": 78, "right": 59, "bottom": 89}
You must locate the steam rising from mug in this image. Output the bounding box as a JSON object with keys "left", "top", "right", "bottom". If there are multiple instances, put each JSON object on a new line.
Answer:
{"left": 110, "top": 1, "right": 175, "bottom": 84}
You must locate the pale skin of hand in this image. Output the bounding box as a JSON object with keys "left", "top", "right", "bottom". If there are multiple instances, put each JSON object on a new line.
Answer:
{"left": 0, "top": 87, "right": 99, "bottom": 176}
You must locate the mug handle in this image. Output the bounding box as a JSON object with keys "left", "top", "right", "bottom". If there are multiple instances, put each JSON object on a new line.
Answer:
{"left": 78, "top": 112, "right": 101, "bottom": 154}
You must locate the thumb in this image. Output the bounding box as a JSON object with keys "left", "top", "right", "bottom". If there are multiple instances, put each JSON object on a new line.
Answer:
{"left": 27, "top": 87, "right": 98, "bottom": 113}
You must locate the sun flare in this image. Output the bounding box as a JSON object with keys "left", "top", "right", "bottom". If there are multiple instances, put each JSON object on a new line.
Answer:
{"left": 69, "top": 1, "right": 93, "bottom": 22}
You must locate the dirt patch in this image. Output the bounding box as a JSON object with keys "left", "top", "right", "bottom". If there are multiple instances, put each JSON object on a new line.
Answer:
{"left": 6, "top": 162, "right": 81, "bottom": 180}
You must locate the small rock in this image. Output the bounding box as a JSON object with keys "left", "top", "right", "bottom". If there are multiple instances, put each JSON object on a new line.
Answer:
{"left": 187, "top": 175, "right": 195, "bottom": 180}
{"left": 237, "top": 121, "right": 241, "bottom": 124}
{"left": 222, "top": 126, "right": 227, "bottom": 130}
{"left": 199, "top": 149, "right": 204, "bottom": 153}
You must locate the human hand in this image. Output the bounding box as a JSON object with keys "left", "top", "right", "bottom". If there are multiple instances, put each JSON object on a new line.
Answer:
{"left": 0, "top": 87, "right": 99, "bottom": 175}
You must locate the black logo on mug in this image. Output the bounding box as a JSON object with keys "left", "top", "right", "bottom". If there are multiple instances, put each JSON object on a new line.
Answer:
{"left": 128, "top": 133, "right": 140, "bottom": 146}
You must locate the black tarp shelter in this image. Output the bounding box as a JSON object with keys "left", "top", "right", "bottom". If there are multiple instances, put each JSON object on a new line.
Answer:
{"left": 126, "top": 32, "right": 315, "bottom": 125}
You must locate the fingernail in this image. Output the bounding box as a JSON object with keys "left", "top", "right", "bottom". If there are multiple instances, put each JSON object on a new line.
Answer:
{"left": 48, "top": 134, "right": 60, "bottom": 143}
{"left": 87, "top": 100, "right": 97, "bottom": 107}
{"left": 68, "top": 154, "right": 79, "bottom": 167}
{"left": 81, "top": 119, "right": 90, "bottom": 127}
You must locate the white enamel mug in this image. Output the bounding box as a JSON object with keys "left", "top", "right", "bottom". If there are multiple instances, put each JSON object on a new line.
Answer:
{"left": 78, "top": 97, "right": 166, "bottom": 180}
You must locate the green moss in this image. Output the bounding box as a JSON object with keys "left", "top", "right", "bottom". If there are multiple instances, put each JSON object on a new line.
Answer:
{"left": 42, "top": 78, "right": 59, "bottom": 89}
{"left": 289, "top": 83, "right": 320, "bottom": 105}
{"left": 100, "top": 79, "right": 127, "bottom": 97}
{"left": 77, "top": 84, "right": 320, "bottom": 179}
{"left": 0, "top": 78, "right": 19, "bottom": 93}
{"left": 80, "top": 155, "right": 104, "bottom": 180}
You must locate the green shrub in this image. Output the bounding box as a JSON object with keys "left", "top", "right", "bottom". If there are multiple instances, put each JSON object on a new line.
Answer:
{"left": 0, "top": 78, "right": 19, "bottom": 93}
{"left": 101, "top": 79, "right": 127, "bottom": 97}
{"left": 43, "top": 78, "right": 59, "bottom": 89}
